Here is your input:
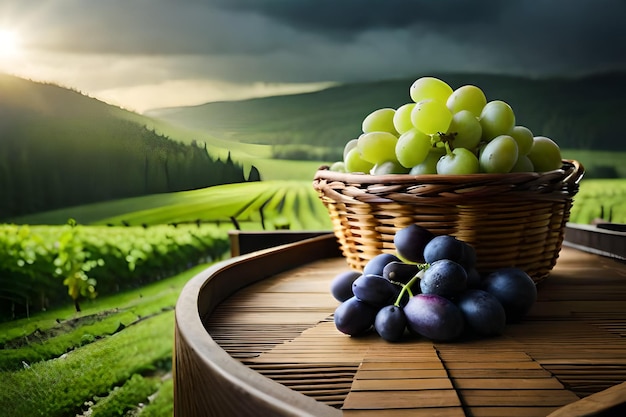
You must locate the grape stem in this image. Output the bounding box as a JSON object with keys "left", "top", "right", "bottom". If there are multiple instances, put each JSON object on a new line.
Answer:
{"left": 433, "top": 132, "right": 456, "bottom": 149}
{"left": 393, "top": 263, "right": 429, "bottom": 307}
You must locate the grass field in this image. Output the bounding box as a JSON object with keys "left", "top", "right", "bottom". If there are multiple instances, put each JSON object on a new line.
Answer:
{"left": 8, "top": 180, "right": 334, "bottom": 230}
{"left": 0, "top": 263, "right": 211, "bottom": 417}
{"left": 571, "top": 178, "right": 626, "bottom": 224}
{"left": 91, "top": 180, "right": 330, "bottom": 229}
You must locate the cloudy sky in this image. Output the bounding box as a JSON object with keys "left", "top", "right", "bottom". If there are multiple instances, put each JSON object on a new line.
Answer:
{"left": 0, "top": 0, "right": 625, "bottom": 112}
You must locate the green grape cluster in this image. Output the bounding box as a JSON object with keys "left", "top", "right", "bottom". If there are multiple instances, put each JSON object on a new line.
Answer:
{"left": 330, "top": 76, "right": 563, "bottom": 175}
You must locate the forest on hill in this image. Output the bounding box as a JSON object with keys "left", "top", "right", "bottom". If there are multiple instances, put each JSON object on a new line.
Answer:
{"left": 0, "top": 74, "right": 258, "bottom": 220}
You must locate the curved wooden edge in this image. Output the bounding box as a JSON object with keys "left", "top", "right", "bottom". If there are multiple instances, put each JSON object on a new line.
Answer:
{"left": 228, "top": 230, "right": 332, "bottom": 257}
{"left": 173, "top": 234, "right": 343, "bottom": 417}
{"left": 564, "top": 222, "right": 626, "bottom": 261}
{"left": 547, "top": 381, "right": 626, "bottom": 417}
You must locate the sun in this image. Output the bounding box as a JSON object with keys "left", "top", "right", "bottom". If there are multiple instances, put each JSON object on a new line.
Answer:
{"left": 0, "top": 29, "right": 19, "bottom": 57}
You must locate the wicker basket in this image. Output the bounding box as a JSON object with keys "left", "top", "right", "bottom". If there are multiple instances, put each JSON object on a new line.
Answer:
{"left": 313, "top": 160, "right": 584, "bottom": 283}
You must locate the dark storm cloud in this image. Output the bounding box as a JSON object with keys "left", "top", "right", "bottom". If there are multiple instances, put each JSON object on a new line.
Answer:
{"left": 208, "top": 0, "right": 503, "bottom": 34}
{"left": 205, "top": 0, "right": 626, "bottom": 65}
{"left": 5, "top": 0, "right": 626, "bottom": 83}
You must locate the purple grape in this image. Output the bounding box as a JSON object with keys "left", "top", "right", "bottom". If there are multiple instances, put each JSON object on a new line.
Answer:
{"left": 393, "top": 224, "right": 435, "bottom": 263}
{"left": 383, "top": 261, "right": 421, "bottom": 285}
{"left": 330, "top": 270, "right": 362, "bottom": 302}
{"left": 404, "top": 294, "right": 464, "bottom": 341}
{"left": 465, "top": 267, "right": 482, "bottom": 289}
{"left": 333, "top": 296, "right": 378, "bottom": 336}
{"left": 363, "top": 253, "right": 401, "bottom": 276}
{"left": 420, "top": 259, "right": 467, "bottom": 299}
{"left": 374, "top": 304, "right": 407, "bottom": 342}
{"left": 482, "top": 268, "right": 537, "bottom": 323}
{"left": 459, "top": 242, "right": 477, "bottom": 269}
{"left": 423, "top": 235, "right": 475, "bottom": 269}
{"left": 423, "top": 235, "right": 464, "bottom": 263}
{"left": 352, "top": 274, "right": 399, "bottom": 307}
{"left": 457, "top": 289, "right": 506, "bottom": 337}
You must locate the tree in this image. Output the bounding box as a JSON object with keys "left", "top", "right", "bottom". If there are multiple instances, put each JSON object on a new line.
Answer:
{"left": 247, "top": 165, "right": 262, "bottom": 182}
{"left": 53, "top": 219, "right": 103, "bottom": 312}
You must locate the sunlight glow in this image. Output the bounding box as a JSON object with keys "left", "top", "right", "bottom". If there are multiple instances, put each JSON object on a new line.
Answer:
{"left": 0, "top": 29, "right": 19, "bottom": 57}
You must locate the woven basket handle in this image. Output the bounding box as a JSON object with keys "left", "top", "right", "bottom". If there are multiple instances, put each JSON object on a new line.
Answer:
{"left": 562, "top": 159, "right": 585, "bottom": 185}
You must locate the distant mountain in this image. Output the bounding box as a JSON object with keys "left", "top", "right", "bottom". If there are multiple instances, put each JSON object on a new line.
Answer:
{"left": 146, "top": 72, "right": 626, "bottom": 159}
{"left": 0, "top": 73, "right": 250, "bottom": 219}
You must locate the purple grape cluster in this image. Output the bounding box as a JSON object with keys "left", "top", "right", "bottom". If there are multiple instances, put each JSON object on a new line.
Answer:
{"left": 330, "top": 224, "right": 537, "bottom": 342}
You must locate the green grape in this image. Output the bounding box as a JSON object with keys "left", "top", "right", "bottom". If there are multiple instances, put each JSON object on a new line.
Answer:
{"left": 479, "top": 135, "right": 519, "bottom": 173}
{"left": 411, "top": 99, "right": 453, "bottom": 135}
{"left": 329, "top": 161, "right": 347, "bottom": 172}
{"left": 437, "top": 147, "right": 480, "bottom": 175}
{"left": 511, "top": 154, "right": 534, "bottom": 172}
{"left": 393, "top": 103, "right": 416, "bottom": 134}
{"left": 509, "top": 125, "right": 534, "bottom": 156}
{"left": 357, "top": 131, "right": 399, "bottom": 165}
{"left": 446, "top": 85, "right": 487, "bottom": 117}
{"left": 409, "top": 148, "right": 445, "bottom": 175}
{"left": 527, "top": 136, "right": 562, "bottom": 172}
{"left": 343, "top": 138, "right": 358, "bottom": 159}
{"left": 362, "top": 108, "right": 398, "bottom": 134}
{"left": 395, "top": 128, "right": 432, "bottom": 168}
{"left": 446, "top": 110, "right": 482, "bottom": 151}
{"left": 409, "top": 77, "right": 453, "bottom": 103}
{"left": 371, "top": 160, "right": 411, "bottom": 175}
{"left": 344, "top": 147, "right": 374, "bottom": 173}
{"left": 480, "top": 100, "right": 515, "bottom": 141}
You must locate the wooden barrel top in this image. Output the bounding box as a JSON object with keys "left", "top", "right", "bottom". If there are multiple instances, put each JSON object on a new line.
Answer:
{"left": 174, "top": 233, "right": 626, "bottom": 417}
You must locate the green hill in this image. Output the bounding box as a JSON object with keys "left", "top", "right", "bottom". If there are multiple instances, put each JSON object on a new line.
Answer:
{"left": 146, "top": 72, "right": 626, "bottom": 160}
{"left": 0, "top": 73, "right": 251, "bottom": 220}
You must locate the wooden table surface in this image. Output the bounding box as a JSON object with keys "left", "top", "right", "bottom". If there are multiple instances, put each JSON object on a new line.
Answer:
{"left": 176, "top": 234, "right": 626, "bottom": 417}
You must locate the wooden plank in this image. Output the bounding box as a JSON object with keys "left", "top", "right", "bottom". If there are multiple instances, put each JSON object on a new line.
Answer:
{"left": 351, "top": 378, "right": 454, "bottom": 391}
{"left": 342, "top": 408, "right": 465, "bottom": 417}
{"left": 354, "top": 369, "right": 450, "bottom": 379}
{"left": 359, "top": 360, "right": 443, "bottom": 371}
{"left": 448, "top": 368, "right": 554, "bottom": 378}
{"left": 468, "top": 406, "right": 562, "bottom": 417}
{"left": 531, "top": 353, "right": 626, "bottom": 362}
{"left": 210, "top": 312, "right": 332, "bottom": 324}
{"left": 460, "top": 389, "right": 580, "bottom": 407}
{"left": 453, "top": 377, "right": 565, "bottom": 390}
{"left": 343, "top": 407, "right": 464, "bottom": 417}
{"left": 442, "top": 361, "right": 543, "bottom": 370}
{"left": 358, "top": 361, "right": 449, "bottom": 370}
{"left": 436, "top": 351, "right": 534, "bottom": 362}
{"left": 342, "top": 390, "right": 462, "bottom": 409}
